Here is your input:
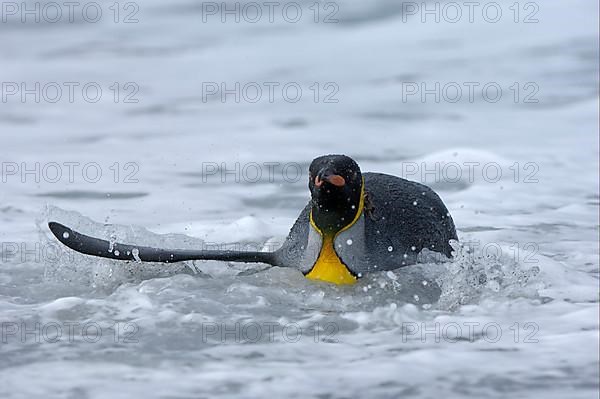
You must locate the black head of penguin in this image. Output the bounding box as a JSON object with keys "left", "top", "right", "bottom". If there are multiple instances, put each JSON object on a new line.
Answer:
{"left": 308, "top": 155, "right": 363, "bottom": 235}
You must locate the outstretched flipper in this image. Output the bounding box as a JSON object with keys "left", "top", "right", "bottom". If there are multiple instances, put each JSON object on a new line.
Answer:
{"left": 48, "top": 222, "right": 277, "bottom": 265}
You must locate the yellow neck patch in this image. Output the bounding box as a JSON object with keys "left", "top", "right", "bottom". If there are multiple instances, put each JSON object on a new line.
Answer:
{"left": 306, "top": 181, "right": 365, "bottom": 285}
{"left": 305, "top": 235, "right": 357, "bottom": 284}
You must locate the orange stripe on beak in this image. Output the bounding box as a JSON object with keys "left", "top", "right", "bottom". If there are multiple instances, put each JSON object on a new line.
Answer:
{"left": 327, "top": 175, "right": 346, "bottom": 187}
{"left": 315, "top": 174, "right": 345, "bottom": 187}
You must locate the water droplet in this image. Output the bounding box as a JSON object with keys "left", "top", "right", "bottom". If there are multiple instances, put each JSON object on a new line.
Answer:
{"left": 487, "top": 280, "right": 501, "bottom": 292}
{"left": 387, "top": 246, "right": 393, "bottom": 252}
{"left": 413, "top": 294, "right": 420, "bottom": 302}
{"left": 346, "top": 239, "right": 353, "bottom": 246}
{"left": 108, "top": 234, "right": 117, "bottom": 253}
{"left": 422, "top": 280, "right": 428, "bottom": 286}
{"left": 413, "top": 201, "right": 418, "bottom": 206}
{"left": 411, "top": 246, "right": 416, "bottom": 251}
{"left": 62, "top": 232, "right": 69, "bottom": 239}
{"left": 114, "top": 250, "right": 120, "bottom": 256}
{"left": 351, "top": 205, "right": 356, "bottom": 209}
{"left": 132, "top": 248, "right": 141, "bottom": 262}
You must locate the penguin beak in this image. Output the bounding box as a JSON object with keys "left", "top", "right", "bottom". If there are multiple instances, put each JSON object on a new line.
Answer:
{"left": 315, "top": 170, "right": 345, "bottom": 187}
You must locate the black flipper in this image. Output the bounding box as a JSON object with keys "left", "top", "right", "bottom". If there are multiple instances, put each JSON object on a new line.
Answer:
{"left": 48, "top": 222, "right": 277, "bottom": 265}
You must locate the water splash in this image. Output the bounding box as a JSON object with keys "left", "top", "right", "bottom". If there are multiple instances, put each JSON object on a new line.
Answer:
{"left": 435, "top": 240, "right": 541, "bottom": 310}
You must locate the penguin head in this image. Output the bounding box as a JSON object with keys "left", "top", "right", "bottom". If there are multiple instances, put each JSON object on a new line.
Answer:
{"left": 308, "top": 155, "right": 363, "bottom": 234}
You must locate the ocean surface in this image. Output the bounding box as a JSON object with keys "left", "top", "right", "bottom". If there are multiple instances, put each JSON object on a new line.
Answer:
{"left": 0, "top": 0, "right": 598, "bottom": 398}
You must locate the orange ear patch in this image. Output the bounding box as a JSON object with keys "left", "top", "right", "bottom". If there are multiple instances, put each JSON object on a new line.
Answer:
{"left": 315, "top": 175, "right": 323, "bottom": 187}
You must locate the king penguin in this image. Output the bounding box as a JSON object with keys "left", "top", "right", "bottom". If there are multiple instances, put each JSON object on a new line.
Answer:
{"left": 273, "top": 154, "right": 457, "bottom": 284}
{"left": 48, "top": 154, "right": 458, "bottom": 285}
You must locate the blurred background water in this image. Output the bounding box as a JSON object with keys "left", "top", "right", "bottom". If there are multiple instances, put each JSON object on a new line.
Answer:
{"left": 0, "top": 0, "right": 599, "bottom": 398}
